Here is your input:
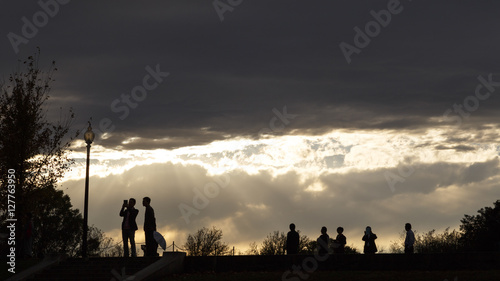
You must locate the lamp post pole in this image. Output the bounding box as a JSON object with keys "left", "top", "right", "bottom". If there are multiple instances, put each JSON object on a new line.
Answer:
{"left": 83, "top": 122, "right": 95, "bottom": 258}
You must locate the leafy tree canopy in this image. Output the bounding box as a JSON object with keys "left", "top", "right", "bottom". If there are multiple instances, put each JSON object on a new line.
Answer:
{"left": 460, "top": 200, "right": 500, "bottom": 252}
{"left": 184, "top": 226, "right": 229, "bottom": 256}
{"left": 0, "top": 51, "right": 112, "bottom": 257}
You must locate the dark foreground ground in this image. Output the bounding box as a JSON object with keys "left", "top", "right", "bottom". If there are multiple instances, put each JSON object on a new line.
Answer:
{"left": 167, "top": 270, "right": 499, "bottom": 281}
{"left": 2, "top": 253, "right": 499, "bottom": 280}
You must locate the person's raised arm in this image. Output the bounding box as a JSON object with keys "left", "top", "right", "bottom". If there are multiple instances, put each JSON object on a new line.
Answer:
{"left": 119, "top": 202, "right": 127, "bottom": 216}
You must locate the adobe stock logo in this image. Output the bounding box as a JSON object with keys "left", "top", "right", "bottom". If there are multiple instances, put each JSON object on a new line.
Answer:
{"left": 213, "top": 0, "right": 243, "bottom": 22}
{"left": 339, "top": 0, "right": 412, "bottom": 64}
{"left": 7, "top": 0, "right": 70, "bottom": 54}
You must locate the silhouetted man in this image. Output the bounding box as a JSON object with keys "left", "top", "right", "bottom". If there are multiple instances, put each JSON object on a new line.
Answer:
{"left": 143, "top": 197, "right": 158, "bottom": 257}
{"left": 286, "top": 223, "right": 300, "bottom": 255}
{"left": 405, "top": 223, "right": 415, "bottom": 254}
{"left": 120, "top": 198, "right": 139, "bottom": 257}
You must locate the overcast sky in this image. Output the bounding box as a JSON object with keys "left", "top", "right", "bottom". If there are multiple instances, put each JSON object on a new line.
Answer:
{"left": 2, "top": 0, "right": 500, "bottom": 254}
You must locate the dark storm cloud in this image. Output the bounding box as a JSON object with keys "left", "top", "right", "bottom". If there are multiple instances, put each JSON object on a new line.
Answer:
{"left": 2, "top": 0, "right": 500, "bottom": 149}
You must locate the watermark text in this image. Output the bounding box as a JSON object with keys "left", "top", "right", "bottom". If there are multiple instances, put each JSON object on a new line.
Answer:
{"left": 6, "top": 169, "right": 17, "bottom": 274}
{"left": 7, "top": 0, "right": 70, "bottom": 54}
{"left": 213, "top": 0, "right": 243, "bottom": 22}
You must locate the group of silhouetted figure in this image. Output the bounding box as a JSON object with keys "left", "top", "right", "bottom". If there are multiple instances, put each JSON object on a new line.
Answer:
{"left": 120, "top": 197, "right": 158, "bottom": 257}
{"left": 286, "top": 222, "right": 415, "bottom": 254}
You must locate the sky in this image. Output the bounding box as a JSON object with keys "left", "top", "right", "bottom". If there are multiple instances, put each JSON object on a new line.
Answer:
{"left": 1, "top": 0, "right": 500, "bottom": 254}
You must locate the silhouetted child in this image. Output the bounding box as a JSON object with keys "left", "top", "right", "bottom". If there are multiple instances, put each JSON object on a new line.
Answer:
{"left": 317, "top": 226, "right": 329, "bottom": 256}
{"left": 362, "top": 226, "right": 377, "bottom": 254}
{"left": 333, "top": 226, "right": 347, "bottom": 254}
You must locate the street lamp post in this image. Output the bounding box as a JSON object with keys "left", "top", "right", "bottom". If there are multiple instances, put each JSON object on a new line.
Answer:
{"left": 83, "top": 122, "right": 95, "bottom": 258}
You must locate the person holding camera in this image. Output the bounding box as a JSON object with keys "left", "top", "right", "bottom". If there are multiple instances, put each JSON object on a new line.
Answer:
{"left": 120, "top": 198, "right": 139, "bottom": 257}
{"left": 362, "top": 226, "right": 378, "bottom": 254}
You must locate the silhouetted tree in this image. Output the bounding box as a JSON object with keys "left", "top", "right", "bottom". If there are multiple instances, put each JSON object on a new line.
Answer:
{"left": 343, "top": 245, "right": 360, "bottom": 254}
{"left": 245, "top": 241, "right": 259, "bottom": 255}
{"left": 30, "top": 185, "right": 82, "bottom": 257}
{"left": 297, "top": 232, "right": 312, "bottom": 254}
{"left": 260, "top": 230, "right": 311, "bottom": 255}
{"left": 184, "top": 226, "right": 230, "bottom": 256}
{"left": 24, "top": 183, "right": 116, "bottom": 258}
{"left": 388, "top": 201, "right": 500, "bottom": 254}
{"left": 0, "top": 51, "right": 109, "bottom": 257}
{"left": 108, "top": 243, "right": 124, "bottom": 258}
{"left": 460, "top": 200, "right": 500, "bottom": 252}
{"left": 260, "top": 231, "right": 286, "bottom": 255}
{"left": 304, "top": 238, "right": 360, "bottom": 254}
{"left": 389, "top": 231, "right": 406, "bottom": 254}
{"left": 390, "top": 228, "right": 462, "bottom": 253}
{"left": 417, "top": 228, "right": 462, "bottom": 253}
{"left": 87, "top": 226, "right": 121, "bottom": 257}
{"left": 0, "top": 51, "right": 78, "bottom": 217}
{"left": 304, "top": 239, "right": 317, "bottom": 254}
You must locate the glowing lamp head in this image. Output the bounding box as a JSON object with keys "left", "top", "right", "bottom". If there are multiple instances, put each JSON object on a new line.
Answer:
{"left": 84, "top": 122, "right": 95, "bottom": 145}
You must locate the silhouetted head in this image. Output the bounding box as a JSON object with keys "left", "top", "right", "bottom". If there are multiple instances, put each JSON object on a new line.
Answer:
{"left": 365, "top": 226, "right": 372, "bottom": 235}
{"left": 129, "top": 198, "right": 136, "bottom": 207}
{"left": 142, "top": 197, "right": 151, "bottom": 206}
{"left": 405, "top": 223, "right": 412, "bottom": 231}
{"left": 289, "top": 223, "right": 296, "bottom": 231}
{"left": 321, "top": 226, "right": 327, "bottom": 234}
{"left": 337, "top": 227, "right": 344, "bottom": 234}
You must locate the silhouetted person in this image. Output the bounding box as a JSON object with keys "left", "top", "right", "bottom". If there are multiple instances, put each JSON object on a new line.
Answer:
{"left": 286, "top": 223, "right": 300, "bottom": 255}
{"left": 362, "top": 226, "right": 377, "bottom": 254}
{"left": 333, "top": 226, "right": 347, "bottom": 254}
{"left": 120, "top": 198, "right": 139, "bottom": 257}
{"left": 317, "top": 226, "right": 329, "bottom": 255}
{"left": 143, "top": 197, "right": 158, "bottom": 257}
{"left": 405, "top": 223, "right": 415, "bottom": 254}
